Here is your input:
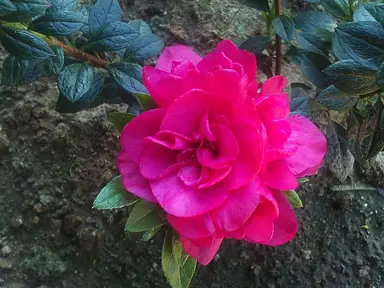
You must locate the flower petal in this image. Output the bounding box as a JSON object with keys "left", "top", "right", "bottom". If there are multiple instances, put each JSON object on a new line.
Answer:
{"left": 260, "top": 76, "right": 288, "bottom": 97}
{"left": 156, "top": 45, "right": 202, "bottom": 72}
{"left": 211, "top": 178, "right": 261, "bottom": 232}
{"left": 120, "top": 108, "right": 166, "bottom": 163}
{"left": 168, "top": 213, "right": 215, "bottom": 240}
{"left": 284, "top": 115, "right": 327, "bottom": 176}
{"left": 255, "top": 94, "right": 290, "bottom": 123}
{"left": 150, "top": 173, "right": 229, "bottom": 217}
{"left": 181, "top": 236, "right": 223, "bottom": 266}
{"left": 262, "top": 160, "right": 298, "bottom": 190}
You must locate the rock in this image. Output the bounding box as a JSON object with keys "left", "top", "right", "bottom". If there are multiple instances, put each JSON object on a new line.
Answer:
{"left": 1, "top": 245, "right": 11, "bottom": 256}
{"left": 11, "top": 216, "right": 23, "bottom": 228}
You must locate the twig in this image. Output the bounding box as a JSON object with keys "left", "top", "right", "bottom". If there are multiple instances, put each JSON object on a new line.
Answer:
{"left": 275, "top": 0, "right": 282, "bottom": 75}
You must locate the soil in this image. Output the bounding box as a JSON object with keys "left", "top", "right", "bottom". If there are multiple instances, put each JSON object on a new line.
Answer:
{"left": 1, "top": 1, "right": 384, "bottom": 288}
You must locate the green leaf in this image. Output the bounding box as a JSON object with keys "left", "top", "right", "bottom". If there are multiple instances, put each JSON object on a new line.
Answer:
{"left": 321, "top": 0, "right": 351, "bottom": 20}
{"left": 29, "top": 11, "right": 86, "bottom": 36}
{"left": 239, "top": 36, "right": 271, "bottom": 55}
{"left": 49, "top": 0, "right": 78, "bottom": 12}
{"left": 283, "top": 190, "right": 303, "bottom": 208}
{"left": 324, "top": 60, "right": 379, "bottom": 95}
{"left": 84, "top": 21, "right": 139, "bottom": 52}
{"left": 272, "top": 15, "right": 295, "bottom": 42}
{"left": 108, "top": 112, "right": 135, "bottom": 132}
{"left": 141, "top": 225, "right": 163, "bottom": 241}
{"left": 298, "top": 177, "right": 309, "bottom": 184}
{"left": 136, "top": 93, "right": 156, "bottom": 111}
{"left": 108, "top": 63, "right": 147, "bottom": 94}
{"left": 238, "top": 0, "right": 269, "bottom": 12}
{"left": 294, "top": 11, "right": 336, "bottom": 33}
{"left": 333, "top": 21, "right": 384, "bottom": 71}
{"left": 354, "top": 3, "right": 384, "bottom": 23}
{"left": 42, "top": 45, "right": 64, "bottom": 76}
{"left": 127, "top": 19, "right": 152, "bottom": 34}
{"left": 1, "top": 55, "right": 27, "bottom": 86}
{"left": 93, "top": 176, "right": 138, "bottom": 209}
{"left": 317, "top": 86, "right": 358, "bottom": 111}
{"left": 296, "top": 32, "right": 329, "bottom": 55}
{"left": 57, "top": 63, "right": 94, "bottom": 103}
{"left": 0, "top": 26, "right": 54, "bottom": 60}
{"left": 89, "top": 0, "right": 122, "bottom": 36}
{"left": 56, "top": 72, "right": 105, "bottom": 113}
{"left": 125, "top": 200, "right": 164, "bottom": 232}
{"left": 124, "top": 33, "right": 164, "bottom": 61}
{"left": 9, "top": 0, "right": 50, "bottom": 19}
{"left": 162, "top": 230, "right": 197, "bottom": 288}
{"left": 0, "top": 0, "right": 16, "bottom": 16}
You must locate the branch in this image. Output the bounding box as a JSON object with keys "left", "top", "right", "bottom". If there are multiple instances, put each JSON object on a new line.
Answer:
{"left": 275, "top": 0, "right": 282, "bottom": 76}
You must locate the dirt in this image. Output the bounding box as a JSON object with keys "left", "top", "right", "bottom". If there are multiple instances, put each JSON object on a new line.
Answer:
{"left": 1, "top": 0, "right": 384, "bottom": 288}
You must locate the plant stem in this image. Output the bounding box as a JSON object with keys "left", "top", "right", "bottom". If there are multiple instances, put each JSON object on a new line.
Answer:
{"left": 274, "top": 0, "right": 282, "bottom": 76}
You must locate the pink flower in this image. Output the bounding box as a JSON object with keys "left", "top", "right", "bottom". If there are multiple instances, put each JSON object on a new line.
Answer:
{"left": 118, "top": 40, "right": 327, "bottom": 265}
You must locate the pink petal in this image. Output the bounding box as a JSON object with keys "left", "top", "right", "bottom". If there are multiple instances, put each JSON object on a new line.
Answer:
{"left": 178, "top": 161, "right": 202, "bottom": 186}
{"left": 181, "top": 236, "right": 223, "bottom": 266}
{"left": 224, "top": 120, "right": 264, "bottom": 190}
{"left": 144, "top": 130, "right": 197, "bottom": 150}
{"left": 168, "top": 213, "right": 215, "bottom": 240}
{"left": 266, "top": 119, "right": 291, "bottom": 148}
{"left": 150, "top": 173, "right": 229, "bottom": 217}
{"left": 247, "top": 82, "right": 259, "bottom": 98}
{"left": 265, "top": 190, "right": 298, "bottom": 246}
{"left": 198, "top": 166, "right": 232, "bottom": 189}
{"left": 284, "top": 115, "right": 327, "bottom": 176}
{"left": 171, "top": 60, "right": 196, "bottom": 77}
{"left": 143, "top": 67, "right": 183, "bottom": 108}
{"left": 120, "top": 108, "right": 166, "bottom": 163}
{"left": 211, "top": 178, "right": 261, "bottom": 232}
{"left": 156, "top": 45, "right": 202, "bottom": 72}
{"left": 262, "top": 160, "right": 298, "bottom": 190}
{"left": 117, "top": 154, "right": 156, "bottom": 202}
{"left": 255, "top": 94, "right": 290, "bottom": 123}
{"left": 260, "top": 76, "right": 288, "bottom": 97}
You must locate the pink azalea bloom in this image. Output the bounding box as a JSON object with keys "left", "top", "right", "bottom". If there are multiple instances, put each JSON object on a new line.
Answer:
{"left": 118, "top": 40, "right": 327, "bottom": 266}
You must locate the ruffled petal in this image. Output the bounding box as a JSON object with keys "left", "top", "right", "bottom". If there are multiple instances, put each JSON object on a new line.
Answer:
{"left": 211, "top": 178, "right": 261, "bottom": 232}
{"left": 260, "top": 76, "right": 288, "bottom": 97}
{"left": 120, "top": 109, "right": 166, "bottom": 163}
{"left": 284, "top": 115, "right": 327, "bottom": 176}
{"left": 150, "top": 173, "right": 229, "bottom": 217}
{"left": 255, "top": 94, "right": 290, "bottom": 123}
{"left": 181, "top": 236, "right": 223, "bottom": 266}
{"left": 168, "top": 213, "right": 215, "bottom": 240}
{"left": 262, "top": 160, "right": 298, "bottom": 190}
{"left": 156, "top": 45, "right": 202, "bottom": 72}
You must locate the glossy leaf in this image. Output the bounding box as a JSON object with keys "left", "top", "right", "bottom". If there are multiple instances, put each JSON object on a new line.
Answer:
{"left": 108, "top": 63, "right": 147, "bottom": 94}
{"left": 10, "top": 0, "right": 50, "bottom": 18}
{"left": 142, "top": 225, "right": 164, "bottom": 241}
{"left": 84, "top": 21, "right": 139, "bottom": 52}
{"left": 294, "top": 11, "right": 336, "bottom": 33}
{"left": 124, "top": 33, "right": 164, "bottom": 61}
{"left": 283, "top": 191, "right": 303, "bottom": 208}
{"left": 93, "top": 176, "right": 138, "bottom": 209}
{"left": 296, "top": 32, "right": 329, "bottom": 55}
{"left": 1, "top": 55, "right": 27, "bottom": 86}
{"left": 49, "top": 0, "right": 78, "bottom": 12}
{"left": 321, "top": 0, "right": 351, "bottom": 20}
{"left": 89, "top": 0, "right": 122, "bottom": 36}
{"left": 296, "top": 50, "right": 330, "bottom": 89}
{"left": 136, "top": 93, "right": 156, "bottom": 111}
{"left": 317, "top": 86, "right": 358, "bottom": 111}
{"left": 239, "top": 36, "right": 271, "bottom": 54}
{"left": 108, "top": 112, "right": 135, "bottom": 132}
{"left": 128, "top": 19, "right": 152, "bottom": 34}
{"left": 353, "top": 3, "right": 384, "bottom": 24}
{"left": 0, "top": 0, "right": 16, "bottom": 16}
{"left": 162, "top": 230, "right": 197, "bottom": 288}
{"left": 125, "top": 200, "right": 164, "bottom": 232}
{"left": 238, "top": 0, "right": 269, "bottom": 12}
{"left": 42, "top": 46, "right": 64, "bottom": 76}
{"left": 272, "top": 15, "right": 295, "bottom": 42}
{"left": 29, "top": 11, "right": 86, "bottom": 36}
{"left": 324, "top": 60, "right": 379, "bottom": 95}
{"left": 0, "top": 26, "right": 54, "bottom": 60}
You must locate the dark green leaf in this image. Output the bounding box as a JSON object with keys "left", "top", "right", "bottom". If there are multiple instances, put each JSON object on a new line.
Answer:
{"left": 333, "top": 21, "right": 384, "bottom": 71}
{"left": 108, "top": 63, "right": 147, "bottom": 94}
{"left": 290, "top": 95, "right": 324, "bottom": 116}
{"left": 142, "top": 225, "right": 163, "bottom": 241}
{"left": 1, "top": 55, "right": 28, "bottom": 86}
{"left": 321, "top": 0, "right": 351, "bottom": 20}
{"left": 42, "top": 45, "right": 64, "bottom": 76}
{"left": 89, "top": 0, "right": 122, "bottom": 36}
{"left": 19, "top": 60, "right": 45, "bottom": 84}
{"left": 325, "top": 120, "right": 355, "bottom": 181}
{"left": 93, "top": 176, "right": 137, "bottom": 209}
{"left": 49, "top": 0, "right": 78, "bottom": 12}
{"left": 294, "top": 11, "right": 336, "bottom": 33}
{"left": 162, "top": 230, "right": 197, "bottom": 288}
{"left": 238, "top": 0, "right": 269, "bottom": 12}
{"left": 376, "top": 62, "right": 384, "bottom": 90}
{"left": 57, "top": 63, "right": 94, "bottom": 103}
{"left": 324, "top": 60, "right": 379, "bottom": 95}
{"left": 0, "top": 26, "right": 54, "bottom": 60}
{"left": 136, "top": 93, "right": 156, "bottom": 111}
{"left": 353, "top": 3, "right": 384, "bottom": 24}
{"left": 283, "top": 190, "right": 303, "bottom": 208}
{"left": 56, "top": 72, "right": 105, "bottom": 113}
{"left": 0, "top": 0, "right": 16, "bottom": 16}
{"left": 108, "top": 112, "right": 135, "bottom": 132}
{"left": 8, "top": 0, "right": 50, "bottom": 21}
{"left": 84, "top": 21, "right": 139, "bottom": 52}
{"left": 296, "top": 32, "right": 329, "bottom": 55}
{"left": 29, "top": 11, "right": 86, "bottom": 36}
{"left": 128, "top": 19, "right": 152, "bottom": 34}
{"left": 239, "top": 36, "right": 271, "bottom": 54}
{"left": 317, "top": 85, "right": 358, "bottom": 111}
{"left": 125, "top": 200, "right": 164, "bottom": 232}
{"left": 272, "top": 15, "right": 295, "bottom": 42}
{"left": 297, "top": 50, "right": 331, "bottom": 89}
{"left": 124, "top": 33, "right": 164, "bottom": 61}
